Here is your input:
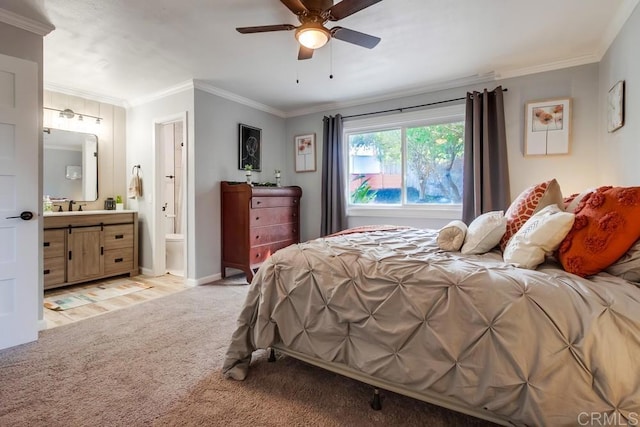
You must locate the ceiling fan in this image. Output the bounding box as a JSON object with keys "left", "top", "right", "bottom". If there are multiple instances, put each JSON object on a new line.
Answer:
{"left": 236, "top": 0, "right": 383, "bottom": 60}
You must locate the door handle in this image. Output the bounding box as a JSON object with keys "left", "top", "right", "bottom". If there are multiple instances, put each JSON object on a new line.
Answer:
{"left": 5, "top": 211, "right": 34, "bottom": 221}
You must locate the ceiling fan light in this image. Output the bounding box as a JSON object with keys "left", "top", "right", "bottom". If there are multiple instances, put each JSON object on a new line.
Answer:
{"left": 296, "top": 26, "right": 330, "bottom": 49}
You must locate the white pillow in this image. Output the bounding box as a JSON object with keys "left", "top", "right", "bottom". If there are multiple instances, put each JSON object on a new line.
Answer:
{"left": 461, "top": 211, "right": 507, "bottom": 255}
{"left": 503, "top": 204, "right": 575, "bottom": 269}
{"left": 437, "top": 220, "right": 467, "bottom": 251}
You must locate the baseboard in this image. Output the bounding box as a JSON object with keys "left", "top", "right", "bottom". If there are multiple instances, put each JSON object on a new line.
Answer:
{"left": 187, "top": 273, "right": 222, "bottom": 286}
{"left": 139, "top": 267, "right": 154, "bottom": 276}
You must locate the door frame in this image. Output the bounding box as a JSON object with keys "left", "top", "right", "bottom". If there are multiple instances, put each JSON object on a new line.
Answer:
{"left": 151, "top": 112, "right": 188, "bottom": 278}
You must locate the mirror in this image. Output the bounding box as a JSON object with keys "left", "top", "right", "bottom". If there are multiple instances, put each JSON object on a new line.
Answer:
{"left": 43, "top": 128, "right": 98, "bottom": 202}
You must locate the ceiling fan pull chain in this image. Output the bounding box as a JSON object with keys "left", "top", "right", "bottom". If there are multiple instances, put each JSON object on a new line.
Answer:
{"left": 329, "top": 41, "right": 334, "bottom": 79}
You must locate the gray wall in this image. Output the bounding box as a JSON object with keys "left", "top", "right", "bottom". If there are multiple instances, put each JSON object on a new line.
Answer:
{"left": 193, "top": 89, "right": 286, "bottom": 280}
{"left": 126, "top": 89, "right": 194, "bottom": 278}
{"left": 286, "top": 63, "right": 601, "bottom": 241}
{"left": 597, "top": 2, "right": 640, "bottom": 185}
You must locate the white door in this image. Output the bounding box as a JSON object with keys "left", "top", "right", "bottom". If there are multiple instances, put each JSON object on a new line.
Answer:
{"left": 0, "top": 53, "right": 39, "bottom": 350}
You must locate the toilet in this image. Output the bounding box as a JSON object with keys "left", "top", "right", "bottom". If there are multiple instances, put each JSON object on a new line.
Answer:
{"left": 166, "top": 233, "right": 184, "bottom": 276}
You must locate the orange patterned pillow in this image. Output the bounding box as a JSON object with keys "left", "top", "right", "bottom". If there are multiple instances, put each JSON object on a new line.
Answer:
{"left": 558, "top": 186, "right": 640, "bottom": 277}
{"left": 499, "top": 179, "right": 564, "bottom": 251}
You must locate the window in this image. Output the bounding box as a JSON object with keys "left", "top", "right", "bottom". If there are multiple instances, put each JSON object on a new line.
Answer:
{"left": 345, "top": 105, "right": 465, "bottom": 217}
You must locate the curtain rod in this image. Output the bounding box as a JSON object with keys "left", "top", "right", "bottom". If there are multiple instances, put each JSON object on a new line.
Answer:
{"left": 342, "top": 87, "right": 508, "bottom": 120}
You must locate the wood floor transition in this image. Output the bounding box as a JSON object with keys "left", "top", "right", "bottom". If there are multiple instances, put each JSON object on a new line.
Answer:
{"left": 43, "top": 274, "right": 188, "bottom": 329}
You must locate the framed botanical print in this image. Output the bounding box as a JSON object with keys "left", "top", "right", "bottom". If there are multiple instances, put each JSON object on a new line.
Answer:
{"left": 294, "top": 133, "right": 316, "bottom": 172}
{"left": 524, "top": 98, "right": 571, "bottom": 156}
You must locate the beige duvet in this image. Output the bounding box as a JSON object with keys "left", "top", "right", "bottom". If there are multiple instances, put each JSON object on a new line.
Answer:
{"left": 223, "top": 227, "right": 640, "bottom": 426}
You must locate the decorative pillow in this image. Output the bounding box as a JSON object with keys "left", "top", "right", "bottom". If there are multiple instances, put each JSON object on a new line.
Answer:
{"left": 563, "top": 189, "right": 594, "bottom": 213}
{"left": 437, "top": 220, "right": 467, "bottom": 251}
{"left": 499, "top": 178, "right": 564, "bottom": 251}
{"left": 461, "top": 211, "right": 507, "bottom": 255}
{"left": 558, "top": 186, "right": 640, "bottom": 277}
{"left": 503, "top": 204, "right": 575, "bottom": 269}
{"left": 606, "top": 240, "right": 640, "bottom": 282}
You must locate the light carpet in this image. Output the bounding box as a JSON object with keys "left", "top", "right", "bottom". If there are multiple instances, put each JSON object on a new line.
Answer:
{"left": 0, "top": 277, "right": 496, "bottom": 426}
{"left": 43, "top": 281, "right": 153, "bottom": 311}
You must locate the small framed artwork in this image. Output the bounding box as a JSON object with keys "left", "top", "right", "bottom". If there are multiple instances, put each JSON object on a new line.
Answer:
{"left": 524, "top": 98, "right": 571, "bottom": 156}
{"left": 294, "top": 133, "right": 316, "bottom": 172}
{"left": 238, "top": 123, "right": 261, "bottom": 171}
{"left": 607, "top": 80, "right": 625, "bottom": 132}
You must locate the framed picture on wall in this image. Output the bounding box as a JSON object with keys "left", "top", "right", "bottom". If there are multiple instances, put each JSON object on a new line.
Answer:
{"left": 294, "top": 133, "right": 316, "bottom": 172}
{"left": 607, "top": 80, "right": 625, "bottom": 133}
{"left": 524, "top": 98, "right": 572, "bottom": 156}
{"left": 238, "top": 124, "right": 261, "bottom": 171}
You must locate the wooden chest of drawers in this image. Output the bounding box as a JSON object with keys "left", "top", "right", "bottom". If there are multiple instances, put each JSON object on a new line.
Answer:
{"left": 221, "top": 181, "right": 302, "bottom": 282}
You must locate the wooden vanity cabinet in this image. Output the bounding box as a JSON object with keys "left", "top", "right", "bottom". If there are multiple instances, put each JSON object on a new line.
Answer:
{"left": 221, "top": 181, "right": 302, "bottom": 282}
{"left": 43, "top": 212, "right": 139, "bottom": 289}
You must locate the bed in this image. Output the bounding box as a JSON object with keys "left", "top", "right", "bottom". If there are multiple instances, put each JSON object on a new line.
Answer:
{"left": 222, "top": 224, "right": 640, "bottom": 426}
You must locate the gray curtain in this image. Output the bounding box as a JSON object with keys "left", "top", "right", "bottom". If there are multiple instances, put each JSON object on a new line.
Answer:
{"left": 321, "top": 114, "right": 346, "bottom": 236}
{"left": 462, "top": 86, "right": 510, "bottom": 224}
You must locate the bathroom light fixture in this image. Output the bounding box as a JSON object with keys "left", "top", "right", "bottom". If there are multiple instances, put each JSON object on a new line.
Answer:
{"left": 45, "top": 107, "right": 103, "bottom": 125}
{"left": 295, "top": 23, "right": 330, "bottom": 49}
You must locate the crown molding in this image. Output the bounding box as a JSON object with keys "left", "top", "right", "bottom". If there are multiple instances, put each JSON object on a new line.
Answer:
{"left": 125, "top": 80, "right": 195, "bottom": 108}
{"left": 496, "top": 54, "right": 600, "bottom": 80}
{"left": 284, "top": 72, "right": 497, "bottom": 118}
{"left": 193, "top": 80, "right": 287, "bottom": 118}
{"left": 44, "top": 82, "right": 127, "bottom": 107}
{"left": 595, "top": 0, "right": 640, "bottom": 59}
{"left": 0, "top": 8, "right": 54, "bottom": 36}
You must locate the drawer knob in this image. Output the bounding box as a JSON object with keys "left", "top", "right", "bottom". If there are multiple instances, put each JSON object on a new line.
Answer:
{"left": 255, "top": 216, "right": 260, "bottom": 220}
{"left": 44, "top": 269, "right": 50, "bottom": 275}
{"left": 256, "top": 201, "right": 261, "bottom": 205}
{"left": 255, "top": 235, "right": 260, "bottom": 239}
{"left": 293, "top": 199, "right": 297, "bottom": 204}
{"left": 43, "top": 242, "right": 50, "bottom": 247}
{"left": 115, "top": 258, "right": 124, "bottom": 263}
{"left": 255, "top": 253, "right": 260, "bottom": 258}
{"left": 115, "top": 234, "right": 124, "bottom": 239}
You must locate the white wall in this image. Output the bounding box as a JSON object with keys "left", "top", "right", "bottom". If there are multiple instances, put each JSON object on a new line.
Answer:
{"left": 597, "top": 2, "right": 640, "bottom": 185}
{"left": 285, "top": 63, "right": 601, "bottom": 241}
{"left": 193, "top": 88, "right": 286, "bottom": 280}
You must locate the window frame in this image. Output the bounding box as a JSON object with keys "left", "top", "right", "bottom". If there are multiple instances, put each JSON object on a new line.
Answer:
{"left": 343, "top": 104, "right": 465, "bottom": 219}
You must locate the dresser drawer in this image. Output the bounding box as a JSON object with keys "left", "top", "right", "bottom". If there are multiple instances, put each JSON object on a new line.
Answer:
{"left": 249, "top": 240, "right": 296, "bottom": 266}
{"left": 252, "top": 196, "right": 299, "bottom": 209}
{"left": 43, "top": 229, "right": 65, "bottom": 258}
{"left": 104, "top": 248, "right": 134, "bottom": 275}
{"left": 250, "top": 224, "right": 298, "bottom": 246}
{"left": 250, "top": 207, "right": 298, "bottom": 227}
{"left": 43, "top": 256, "right": 65, "bottom": 288}
{"left": 104, "top": 224, "right": 134, "bottom": 250}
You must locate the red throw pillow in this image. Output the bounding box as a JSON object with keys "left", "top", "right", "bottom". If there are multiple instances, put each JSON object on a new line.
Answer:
{"left": 499, "top": 179, "right": 564, "bottom": 251}
{"left": 558, "top": 186, "right": 640, "bottom": 277}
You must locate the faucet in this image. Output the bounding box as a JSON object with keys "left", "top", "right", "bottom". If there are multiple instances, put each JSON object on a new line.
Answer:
{"left": 68, "top": 200, "right": 75, "bottom": 211}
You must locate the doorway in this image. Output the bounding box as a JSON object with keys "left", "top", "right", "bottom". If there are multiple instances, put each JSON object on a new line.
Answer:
{"left": 153, "top": 113, "right": 188, "bottom": 278}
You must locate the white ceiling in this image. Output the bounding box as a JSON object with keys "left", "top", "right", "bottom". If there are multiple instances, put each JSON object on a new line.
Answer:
{"left": 2, "top": 0, "right": 639, "bottom": 116}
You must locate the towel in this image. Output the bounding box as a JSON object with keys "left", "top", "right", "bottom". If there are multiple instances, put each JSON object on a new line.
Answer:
{"left": 128, "top": 175, "right": 142, "bottom": 199}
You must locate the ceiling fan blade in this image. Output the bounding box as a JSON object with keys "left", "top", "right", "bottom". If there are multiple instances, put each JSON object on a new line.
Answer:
{"left": 328, "top": 0, "right": 383, "bottom": 21}
{"left": 331, "top": 27, "right": 381, "bottom": 49}
{"left": 236, "top": 24, "right": 296, "bottom": 34}
{"left": 280, "top": 0, "right": 308, "bottom": 15}
{"left": 298, "top": 46, "right": 314, "bottom": 60}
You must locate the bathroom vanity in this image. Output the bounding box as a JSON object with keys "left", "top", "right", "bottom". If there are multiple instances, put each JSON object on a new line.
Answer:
{"left": 43, "top": 211, "right": 139, "bottom": 289}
